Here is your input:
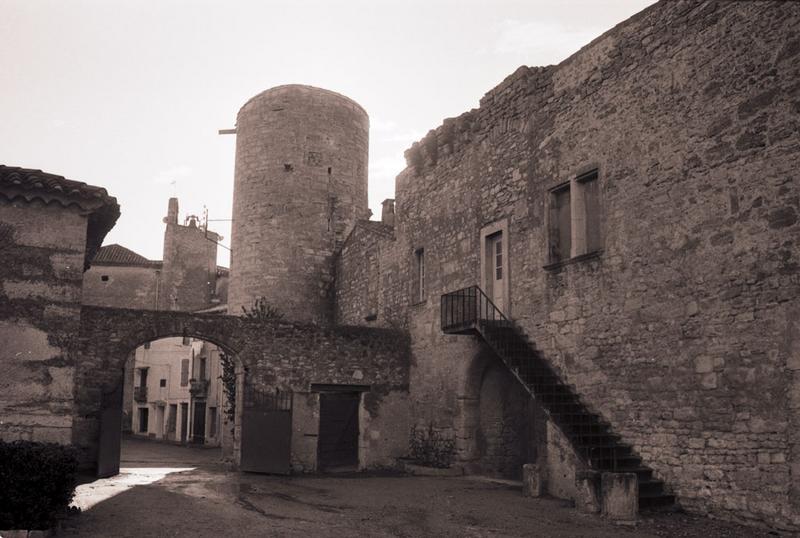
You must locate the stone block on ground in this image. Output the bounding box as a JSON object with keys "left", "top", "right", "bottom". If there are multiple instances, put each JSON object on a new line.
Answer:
{"left": 575, "top": 470, "right": 601, "bottom": 513}
{"left": 522, "top": 463, "right": 543, "bottom": 497}
{"left": 601, "top": 472, "right": 638, "bottom": 523}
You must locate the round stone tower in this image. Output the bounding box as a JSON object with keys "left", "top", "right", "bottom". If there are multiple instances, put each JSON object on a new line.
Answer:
{"left": 229, "top": 84, "right": 369, "bottom": 323}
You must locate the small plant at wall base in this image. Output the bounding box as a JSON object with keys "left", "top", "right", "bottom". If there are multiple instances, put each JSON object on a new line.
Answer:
{"left": 0, "top": 440, "right": 79, "bottom": 530}
{"left": 241, "top": 297, "right": 284, "bottom": 321}
{"left": 219, "top": 351, "right": 237, "bottom": 435}
{"left": 409, "top": 424, "right": 456, "bottom": 469}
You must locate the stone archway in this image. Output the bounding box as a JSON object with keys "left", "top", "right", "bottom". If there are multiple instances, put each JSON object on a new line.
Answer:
{"left": 74, "top": 304, "right": 412, "bottom": 474}
{"left": 121, "top": 336, "right": 243, "bottom": 462}
{"left": 75, "top": 306, "right": 248, "bottom": 471}
{"left": 457, "top": 347, "right": 539, "bottom": 479}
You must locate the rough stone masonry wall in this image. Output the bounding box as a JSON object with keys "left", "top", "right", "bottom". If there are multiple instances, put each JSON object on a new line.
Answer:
{"left": 366, "top": 0, "right": 800, "bottom": 530}
{"left": 160, "top": 222, "right": 218, "bottom": 312}
{"left": 82, "top": 264, "right": 160, "bottom": 310}
{"left": 0, "top": 200, "right": 87, "bottom": 445}
{"left": 75, "top": 307, "right": 410, "bottom": 472}
{"left": 229, "top": 85, "right": 370, "bottom": 323}
{"left": 335, "top": 223, "right": 397, "bottom": 326}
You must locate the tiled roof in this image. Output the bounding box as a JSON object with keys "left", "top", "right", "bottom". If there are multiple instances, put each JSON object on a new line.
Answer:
{"left": 93, "top": 244, "right": 160, "bottom": 267}
{"left": 0, "top": 165, "right": 120, "bottom": 270}
{"left": 0, "top": 165, "right": 118, "bottom": 211}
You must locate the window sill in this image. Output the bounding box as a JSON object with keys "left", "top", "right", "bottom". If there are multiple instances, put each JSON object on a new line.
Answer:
{"left": 543, "top": 249, "right": 604, "bottom": 271}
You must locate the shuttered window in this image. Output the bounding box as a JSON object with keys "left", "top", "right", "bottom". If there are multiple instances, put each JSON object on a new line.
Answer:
{"left": 548, "top": 169, "right": 602, "bottom": 266}
{"left": 180, "top": 359, "right": 189, "bottom": 386}
{"left": 550, "top": 184, "right": 571, "bottom": 262}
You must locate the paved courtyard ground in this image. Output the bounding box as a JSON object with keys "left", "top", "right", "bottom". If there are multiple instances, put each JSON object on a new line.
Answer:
{"left": 62, "top": 437, "right": 781, "bottom": 537}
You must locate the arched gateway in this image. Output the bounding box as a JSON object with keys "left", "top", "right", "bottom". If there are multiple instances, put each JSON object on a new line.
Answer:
{"left": 75, "top": 305, "right": 410, "bottom": 476}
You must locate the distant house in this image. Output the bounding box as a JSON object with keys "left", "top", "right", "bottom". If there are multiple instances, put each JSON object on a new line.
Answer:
{"left": 131, "top": 337, "right": 224, "bottom": 447}
{"left": 83, "top": 198, "right": 228, "bottom": 312}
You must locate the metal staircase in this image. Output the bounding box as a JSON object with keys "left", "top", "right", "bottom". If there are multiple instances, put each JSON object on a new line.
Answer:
{"left": 441, "top": 285, "right": 674, "bottom": 510}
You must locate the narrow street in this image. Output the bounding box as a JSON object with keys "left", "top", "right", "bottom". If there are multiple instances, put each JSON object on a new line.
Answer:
{"left": 61, "top": 437, "right": 774, "bottom": 538}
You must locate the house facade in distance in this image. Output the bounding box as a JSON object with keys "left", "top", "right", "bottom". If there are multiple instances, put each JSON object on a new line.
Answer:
{"left": 131, "top": 337, "right": 224, "bottom": 447}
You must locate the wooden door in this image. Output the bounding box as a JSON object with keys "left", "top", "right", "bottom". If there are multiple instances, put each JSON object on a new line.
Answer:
{"left": 192, "top": 401, "right": 206, "bottom": 444}
{"left": 97, "top": 380, "right": 123, "bottom": 478}
{"left": 318, "top": 392, "right": 360, "bottom": 470}
{"left": 487, "top": 232, "right": 505, "bottom": 312}
{"left": 240, "top": 386, "right": 293, "bottom": 474}
{"left": 180, "top": 403, "right": 188, "bottom": 442}
{"left": 156, "top": 406, "right": 165, "bottom": 438}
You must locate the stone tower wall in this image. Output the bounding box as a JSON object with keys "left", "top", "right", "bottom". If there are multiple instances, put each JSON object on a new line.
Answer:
{"left": 230, "top": 85, "right": 369, "bottom": 322}
{"left": 161, "top": 199, "right": 219, "bottom": 312}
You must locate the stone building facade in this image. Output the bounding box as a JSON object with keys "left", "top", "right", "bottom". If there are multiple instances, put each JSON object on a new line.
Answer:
{"left": 82, "top": 244, "right": 162, "bottom": 310}
{"left": 333, "top": 0, "right": 800, "bottom": 530}
{"left": 3, "top": 0, "right": 799, "bottom": 532}
{"left": 83, "top": 197, "right": 228, "bottom": 312}
{"left": 0, "top": 165, "right": 118, "bottom": 445}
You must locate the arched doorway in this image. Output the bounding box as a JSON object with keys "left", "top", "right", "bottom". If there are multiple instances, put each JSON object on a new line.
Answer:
{"left": 459, "top": 349, "right": 539, "bottom": 479}
{"left": 476, "top": 363, "right": 533, "bottom": 479}
{"left": 96, "top": 334, "right": 246, "bottom": 477}
{"left": 122, "top": 337, "right": 228, "bottom": 462}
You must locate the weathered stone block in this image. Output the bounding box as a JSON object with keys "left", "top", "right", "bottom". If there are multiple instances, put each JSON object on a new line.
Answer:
{"left": 601, "top": 472, "right": 638, "bottom": 523}
{"left": 522, "top": 463, "right": 543, "bottom": 497}
{"left": 575, "top": 470, "right": 601, "bottom": 513}
{"left": 694, "top": 355, "right": 714, "bottom": 373}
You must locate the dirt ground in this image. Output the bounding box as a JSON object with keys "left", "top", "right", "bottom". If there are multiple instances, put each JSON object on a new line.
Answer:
{"left": 60, "top": 437, "right": 784, "bottom": 537}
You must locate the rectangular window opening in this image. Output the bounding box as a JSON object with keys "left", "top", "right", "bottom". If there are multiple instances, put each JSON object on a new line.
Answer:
{"left": 547, "top": 168, "right": 602, "bottom": 267}
{"left": 414, "top": 248, "right": 425, "bottom": 303}
{"left": 180, "top": 359, "right": 189, "bottom": 387}
{"left": 209, "top": 407, "right": 217, "bottom": 438}
{"left": 579, "top": 170, "right": 602, "bottom": 254}
{"left": 168, "top": 404, "right": 177, "bottom": 433}
{"left": 549, "top": 183, "right": 571, "bottom": 263}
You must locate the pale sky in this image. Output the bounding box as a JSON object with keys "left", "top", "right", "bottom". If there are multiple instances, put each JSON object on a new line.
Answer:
{"left": 1, "top": 0, "right": 654, "bottom": 267}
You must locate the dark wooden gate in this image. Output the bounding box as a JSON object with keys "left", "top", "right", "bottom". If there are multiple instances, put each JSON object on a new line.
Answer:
{"left": 192, "top": 401, "right": 206, "bottom": 444}
{"left": 318, "top": 392, "right": 360, "bottom": 470}
{"left": 240, "top": 386, "right": 292, "bottom": 474}
{"left": 180, "top": 403, "right": 188, "bottom": 442}
{"left": 97, "top": 380, "right": 123, "bottom": 478}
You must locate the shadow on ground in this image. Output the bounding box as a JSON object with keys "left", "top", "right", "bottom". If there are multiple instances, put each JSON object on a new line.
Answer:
{"left": 62, "top": 438, "right": 780, "bottom": 537}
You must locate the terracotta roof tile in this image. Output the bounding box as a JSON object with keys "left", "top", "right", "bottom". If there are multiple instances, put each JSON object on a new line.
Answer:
{"left": 0, "top": 165, "right": 117, "bottom": 209}
{"left": 93, "top": 244, "right": 160, "bottom": 267}
{"left": 0, "top": 165, "right": 120, "bottom": 270}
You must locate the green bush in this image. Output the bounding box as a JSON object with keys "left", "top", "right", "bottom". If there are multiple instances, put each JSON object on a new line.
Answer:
{"left": 409, "top": 424, "right": 456, "bottom": 469}
{"left": 0, "top": 440, "right": 79, "bottom": 530}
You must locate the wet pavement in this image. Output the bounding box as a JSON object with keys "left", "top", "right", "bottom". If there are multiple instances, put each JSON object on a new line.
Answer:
{"left": 62, "top": 437, "right": 781, "bottom": 537}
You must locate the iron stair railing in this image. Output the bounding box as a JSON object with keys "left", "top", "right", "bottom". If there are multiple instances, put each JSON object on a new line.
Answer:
{"left": 441, "top": 285, "right": 674, "bottom": 510}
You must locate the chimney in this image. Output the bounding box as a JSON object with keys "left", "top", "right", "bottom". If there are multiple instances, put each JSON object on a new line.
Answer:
{"left": 381, "top": 199, "right": 395, "bottom": 227}
{"left": 164, "top": 198, "right": 179, "bottom": 225}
